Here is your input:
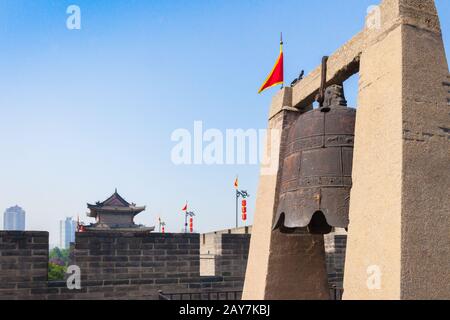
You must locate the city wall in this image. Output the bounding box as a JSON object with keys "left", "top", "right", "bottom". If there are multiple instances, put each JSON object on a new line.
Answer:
{"left": 0, "top": 230, "right": 250, "bottom": 300}
{"left": 0, "top": 227, "right": 345, "bottom": 300}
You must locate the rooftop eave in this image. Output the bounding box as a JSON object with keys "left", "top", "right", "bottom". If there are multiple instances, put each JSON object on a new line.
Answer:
{"left": 87, "top": 206, "right": 146, "bottom": 214}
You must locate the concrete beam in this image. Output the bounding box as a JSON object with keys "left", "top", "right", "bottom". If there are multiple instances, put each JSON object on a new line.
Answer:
{"left": 291, "top": 32, "right": 363, "bottom": 110}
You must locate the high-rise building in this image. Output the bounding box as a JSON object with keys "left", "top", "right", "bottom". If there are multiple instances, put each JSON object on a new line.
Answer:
{"left": 3, "top": 205, "right": 26, "bottom": 231}
{"left": 59, "top": 220, "right": 64, "bottom": 248}
{"left": 59, "top": 217, "right": 76, "bottom": 249}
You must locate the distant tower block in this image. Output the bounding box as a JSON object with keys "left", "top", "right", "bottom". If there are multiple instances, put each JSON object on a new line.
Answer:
{"left": 344, "top": 0, "right": 450, "bottom": 300}
{"left": 3, "top": 205, "right": 25, "bottom": 231}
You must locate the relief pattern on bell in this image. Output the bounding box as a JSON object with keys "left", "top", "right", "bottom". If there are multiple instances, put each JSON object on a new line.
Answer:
{"left": 273, "top": 84, "right": 356, "bottom": 235}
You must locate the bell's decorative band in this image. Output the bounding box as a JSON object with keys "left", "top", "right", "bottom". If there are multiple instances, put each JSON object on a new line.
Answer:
{"left": 273, "top": 83, "right": 356, "bottom": 235}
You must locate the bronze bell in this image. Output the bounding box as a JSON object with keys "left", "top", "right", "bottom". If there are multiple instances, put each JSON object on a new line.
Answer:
{"left": 273, "top": 84, "right": 356, "bottom": 235}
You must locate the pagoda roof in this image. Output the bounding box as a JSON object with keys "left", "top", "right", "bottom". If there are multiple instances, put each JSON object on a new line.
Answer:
{"left": 87, "top": 190, "right": 146, "bottom": 214}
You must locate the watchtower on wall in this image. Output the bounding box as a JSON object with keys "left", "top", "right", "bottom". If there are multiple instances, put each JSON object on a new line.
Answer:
{"left": 85, "top": 190, "right": 154, "bottom": 232}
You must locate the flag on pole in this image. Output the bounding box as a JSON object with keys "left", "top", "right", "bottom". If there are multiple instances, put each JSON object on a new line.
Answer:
{"left": 234, "top": 177, "right": 239, "bottom": 189}
{"left": 182, "top": 202, "right": 188, "bottom": 212}
{"left": 258, "top": 33, "right": 284, "bottom": 94}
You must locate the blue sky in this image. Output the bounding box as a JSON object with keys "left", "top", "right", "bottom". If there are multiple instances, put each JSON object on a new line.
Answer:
{"left": 1, "top": 0, "right": 449, "bottom": 246}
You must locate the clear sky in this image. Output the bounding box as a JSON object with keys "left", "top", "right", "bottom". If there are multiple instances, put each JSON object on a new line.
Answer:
{"left": 1, "top": 0, "right": 449, "bottom": 246}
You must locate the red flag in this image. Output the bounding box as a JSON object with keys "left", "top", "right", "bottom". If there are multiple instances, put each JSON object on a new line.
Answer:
{"left": 258, "top": 34, "right": 284, "bottom": 94}
{"left": 234, "top": 177, "right": 239, "bottom": 189}
{"left": 182, "top": 202, "right": 188, "bottom": 212}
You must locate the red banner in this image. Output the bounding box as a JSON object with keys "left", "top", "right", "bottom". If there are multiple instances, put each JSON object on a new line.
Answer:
{"left": 258, "top": 41, "right": 284, "bottom": 94}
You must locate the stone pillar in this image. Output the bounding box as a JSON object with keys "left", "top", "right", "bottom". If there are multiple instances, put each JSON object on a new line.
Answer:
{"left": 344, "top": 0, "right": 450, "bottom": 300}
{"left": 243, "top": 88, "right": 330, "bottom": 300}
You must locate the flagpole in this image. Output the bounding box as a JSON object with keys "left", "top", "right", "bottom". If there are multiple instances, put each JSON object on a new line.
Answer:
{"left": 183, "top": 201, "right": 188, "bottom": 233}
{"left": 234, "top": 176, "right": 239, "bottom": 229}
{"left": 235, "top": 190, "right": 239, "bottom": 229}
{"left": 280, "top": 32, "right": 284, "bottom": 89}
{"left": 234, "top": 176, "right": 250, "bottom": 230}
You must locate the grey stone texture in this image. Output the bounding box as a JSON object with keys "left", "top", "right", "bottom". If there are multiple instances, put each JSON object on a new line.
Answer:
{"left": 0, "top": 230, "right": 250, "bottom": 300}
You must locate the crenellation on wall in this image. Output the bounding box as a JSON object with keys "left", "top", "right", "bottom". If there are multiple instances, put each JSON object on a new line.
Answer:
{"left": 1, "top": 228, "right": 345, "bottom": 300}
{"left": 214, "top": 234, "right": 250, "bottom": 284}
{"left": 0, "top": 230, "right": 250, "bottom": 300}
{"left": 0, "top": 231, "right": 49, "bottom": 290}
{"left": 200, "top": 226, "right": 251, "bottom": 277}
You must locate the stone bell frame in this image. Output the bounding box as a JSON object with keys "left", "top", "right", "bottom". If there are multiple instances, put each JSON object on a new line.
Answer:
{"left": 243, "top": 0, "right": 450, "bottom": 300}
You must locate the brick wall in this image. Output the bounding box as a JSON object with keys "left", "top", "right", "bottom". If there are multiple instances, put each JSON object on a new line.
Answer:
{"left": 71, "top": 231, "right": 201, "bottom": 299}
{"left": 0, "top": 230, "right": 250, "bottom": 300}
{"left": 0, "top": 231, "right": 49, "bottom": 298}
{"left": 324, "top": 228, "right": 347, "bottom": 289}
{"left": 200, "top": 233, "right": 217, "bottom": 276}
{"left": 0, "top": 229, "right": 341, "bottom": 300}
{"left": 200, "top": 226, "right": 251, "bottom": 277}
{"left": 215, "top": 234, "right": 250, "bottom": 280}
